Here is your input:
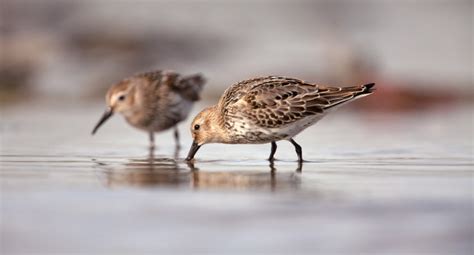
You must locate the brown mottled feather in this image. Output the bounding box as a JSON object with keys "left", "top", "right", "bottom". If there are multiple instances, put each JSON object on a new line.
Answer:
{"left": 219, "top": 76, "right": 374, "bottom": 129}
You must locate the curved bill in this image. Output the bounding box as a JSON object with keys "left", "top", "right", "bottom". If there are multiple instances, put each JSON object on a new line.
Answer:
{"left": 91, "top": 108, "right": 113, "bottom": 135}
{"left": 185, "top": 141, "right": 201, "bottom": 161}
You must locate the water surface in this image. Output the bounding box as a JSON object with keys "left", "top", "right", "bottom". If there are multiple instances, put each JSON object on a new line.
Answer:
{"left": 1, "top": 102, "right": 473, "bottom": 254}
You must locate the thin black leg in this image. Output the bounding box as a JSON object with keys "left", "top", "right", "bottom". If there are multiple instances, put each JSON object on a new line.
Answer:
{"left": 269, "top": 160, "right": 276, "bottom": 172}
{"left": 149, "top": 132, "right": 155, "bottom": 149}
{"left": 268, "top": 141, "right": 277, "bottom": 161}
{"left": 296, "top": 161, "right": 303, "bottom": 173}
{"left": 148, "top": 146, "right": 155, "bottom": 167}
{"left": 289, "top": 138, "right": 303, "bottom": 163}
{"left": 174, "top": 127, "right": 180, "bottom": 149}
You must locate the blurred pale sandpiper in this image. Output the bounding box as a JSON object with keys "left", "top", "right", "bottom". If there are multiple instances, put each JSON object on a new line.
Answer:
{"left": 92, "top": 70, "right": 206, "bottom": 149}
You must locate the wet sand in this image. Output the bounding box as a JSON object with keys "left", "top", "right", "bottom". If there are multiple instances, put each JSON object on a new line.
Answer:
{"left": 1, "top": 101, "right": 473, "bottom": 254}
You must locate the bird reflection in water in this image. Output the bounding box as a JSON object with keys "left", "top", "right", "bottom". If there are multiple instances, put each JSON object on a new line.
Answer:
{"left": 97, "top": 148, "right": 189, "bottom": 188}
{"left": 188, "top": 161, "right": 302, "bottom": 191}
{"left": 95, "top": 148, "right": 302, "bottom": 191}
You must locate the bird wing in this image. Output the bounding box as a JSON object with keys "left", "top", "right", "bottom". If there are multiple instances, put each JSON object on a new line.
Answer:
{"left": 127, "top": 70, "right": 176, "bottom": 114}
{"left": 138, "top": 70, "right": 205, "bottom": 101}
{"left": 242, "top": 77, "right": 327, "bottom": 128}
{"left": 220, "top": 76, "right": 374, "bottom": 129}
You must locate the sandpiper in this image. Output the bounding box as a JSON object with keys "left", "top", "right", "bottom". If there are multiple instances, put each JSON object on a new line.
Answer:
{"left": 185, "top": 76, "right": 374, "bottom": 162}
{"left": 92, "top": 70, "right": 206, "bottom": 148}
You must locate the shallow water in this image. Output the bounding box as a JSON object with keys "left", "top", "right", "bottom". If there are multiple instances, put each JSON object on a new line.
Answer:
{"left": 1, "top": 101, "right": 473, "bottom": 254}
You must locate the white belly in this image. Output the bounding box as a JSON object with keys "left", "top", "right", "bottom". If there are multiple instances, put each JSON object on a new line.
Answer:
{"left": 230, "top": 114, "right": 326, "bottom": 144}
{"left": 268, "top": 114, "right": 325, "bottom": 138}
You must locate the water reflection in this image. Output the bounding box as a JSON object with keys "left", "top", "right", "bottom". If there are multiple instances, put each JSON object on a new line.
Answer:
{"left": 102, "top": 158, "right": 188, "bottom": 188}
{"left": 95, "top": 151, "right": 302, "bottom": 191}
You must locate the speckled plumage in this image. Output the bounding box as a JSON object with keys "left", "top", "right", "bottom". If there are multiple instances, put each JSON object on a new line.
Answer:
{"left": 186, "top": 76, "right": 375, "bottom": 162}
{"left": 92, "top": 70, "right": 206, "bottom": 148}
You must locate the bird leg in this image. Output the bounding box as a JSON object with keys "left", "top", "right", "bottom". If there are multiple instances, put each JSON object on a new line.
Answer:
{"left": 268, "top": 141, "right": 277, "bottom": 161}
{"left": 149, "top": 131, "right": 155, "bottom": 150}
{"left": 296, "top": 161, "right": 303, "bottom": 173}
{"left": 174, "top": 127, "right": 181, "bottom": 149}
{"left": 148, "top": 146, "right": 155, "bottom": 166}
{"left": 289, "top": 138, "right": 303, "bottom": 163}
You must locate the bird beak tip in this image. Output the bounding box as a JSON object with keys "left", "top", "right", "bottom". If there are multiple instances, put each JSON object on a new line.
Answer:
{"left": 186, "top": 141, "right": 201, "bottom": 161}
{"left": 91, "top": 109, "right": 113, "bottom": 135}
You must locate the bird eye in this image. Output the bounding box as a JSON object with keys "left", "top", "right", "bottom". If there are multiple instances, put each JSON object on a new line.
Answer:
{"left": 118, "top": 95, "right": 126, "bottom": 101}
{"left": 194, "top": 124, "right": 200, "bottom": 130}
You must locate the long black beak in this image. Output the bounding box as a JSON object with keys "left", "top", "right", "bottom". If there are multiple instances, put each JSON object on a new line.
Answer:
{"left": 91, "top": 108, "right": 113, "bottom": 135}
{"left": 185, "top": 141, "right": 201, "bottom": 161}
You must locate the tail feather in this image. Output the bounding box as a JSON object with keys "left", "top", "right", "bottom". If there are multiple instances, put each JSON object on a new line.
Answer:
{"left": 362, "top": 83, "right": 376, "bottom": 94}
{"left": 323, "top": 82, "right": 375, "bottom": 109}
{"left": 175, "top": 73, "right": 206, "bottom": 101}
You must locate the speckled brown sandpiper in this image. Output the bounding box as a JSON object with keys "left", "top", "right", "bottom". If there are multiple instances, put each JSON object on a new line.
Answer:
{"left": 185, "top": 76, "right": 374, "bottom": 162}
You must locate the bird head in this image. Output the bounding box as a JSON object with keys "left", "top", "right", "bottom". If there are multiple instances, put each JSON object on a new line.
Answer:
{"left": 186, "top": 106, "right": 225, "bottom": 160}
{"left": 91, "top": 79, "right": 137, "bottom": 135}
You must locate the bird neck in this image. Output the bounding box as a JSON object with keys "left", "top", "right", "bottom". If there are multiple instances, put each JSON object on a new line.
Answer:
{"left": 206, "top": 105, "right": 233, "bottom": 144}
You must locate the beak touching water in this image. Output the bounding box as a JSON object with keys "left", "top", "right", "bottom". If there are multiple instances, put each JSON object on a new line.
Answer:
{"left": 91, "top": 108, "right": 113, "bottom": 135}
{"left": 185, "top": 141, "right": 201, "bottom": 161}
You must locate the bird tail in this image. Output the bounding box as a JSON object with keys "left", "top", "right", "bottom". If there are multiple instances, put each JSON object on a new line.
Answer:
{"left": 175, "top": 73, "right": 207, "bottom": 101}
{"left": 322, "top": 83, "right": 376, "bottom": 110}
{"left": 360, "top": 83, "right": 376, "bottom": 95}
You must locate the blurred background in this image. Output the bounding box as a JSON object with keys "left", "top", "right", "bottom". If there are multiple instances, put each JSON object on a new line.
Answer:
{"left": 1, "top": 0, "right": 472, "bottom": 110}
{"left": 1, "top": 0, "right": 473, "bottom": 254}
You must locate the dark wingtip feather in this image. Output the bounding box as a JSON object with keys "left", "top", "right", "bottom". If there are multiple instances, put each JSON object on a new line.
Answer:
{"left": 363, "top": 83, "right": 376, "bottom": 92}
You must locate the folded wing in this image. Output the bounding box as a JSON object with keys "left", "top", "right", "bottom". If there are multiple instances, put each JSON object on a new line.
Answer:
{"left": 220, "top": 76, "right": 374, "bottom": 129}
